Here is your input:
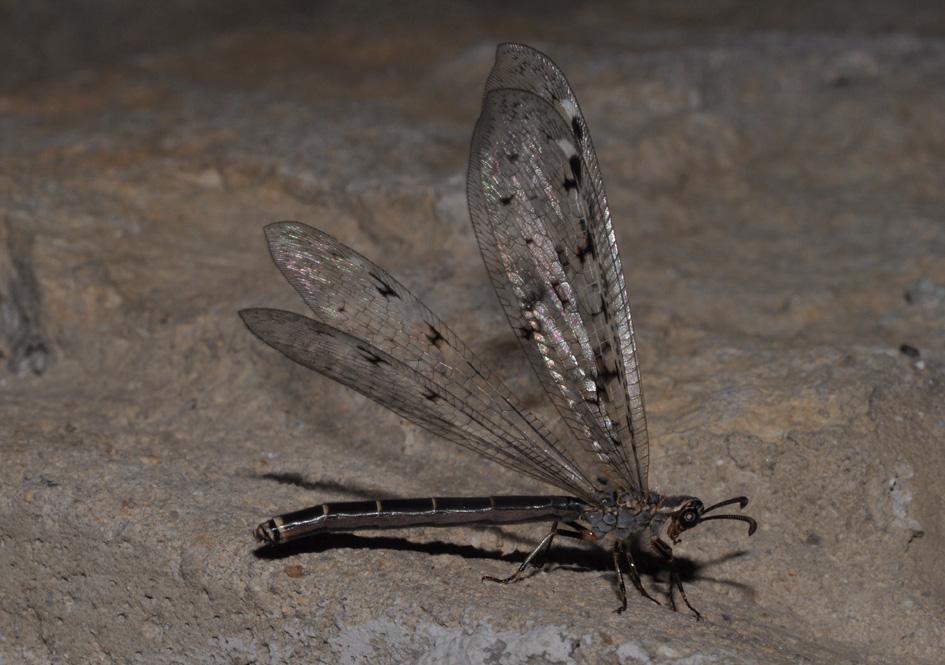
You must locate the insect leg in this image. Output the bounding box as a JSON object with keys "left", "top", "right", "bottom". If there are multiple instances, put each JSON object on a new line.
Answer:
{"left": 617, "top": 539, "right": 661, "bottom": 610}
{"left": 482, "top": 523, "right": 560, "bottom": 584}
{"left": 483, "top": 521, "right": 595, "bottom": 584}
{"left": 651, "top": 536, "right": 703, "bottom": 621}
{"left": 611, "top": 540, "right": 630, "bottom": 613}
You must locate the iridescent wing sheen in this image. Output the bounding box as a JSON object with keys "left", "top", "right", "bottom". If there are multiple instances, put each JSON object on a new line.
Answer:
{"left": 241, "top": 222, "right": 599, "bottom": 501}
{"left": 467, "top": 43, "right": 650, "bottom": 495}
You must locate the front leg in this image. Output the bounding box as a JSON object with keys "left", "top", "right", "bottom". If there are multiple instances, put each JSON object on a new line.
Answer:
{"left": 651, "top": 537, "right": 703, "bottom": 621}
{"left": 611, "top": 539, "right": 662, "bottom": 614}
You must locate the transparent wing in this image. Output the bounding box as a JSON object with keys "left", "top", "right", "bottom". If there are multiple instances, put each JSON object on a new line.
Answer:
{"left": 241, "top": 222, "right": 599, "bottom": 502}
{"left": 467, "top": 43, "right": 649, "bottom": 496}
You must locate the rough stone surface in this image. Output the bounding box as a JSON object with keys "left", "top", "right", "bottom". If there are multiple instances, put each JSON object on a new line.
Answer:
{"left": 2, "top": 3, "right": 944, "bottom": 664}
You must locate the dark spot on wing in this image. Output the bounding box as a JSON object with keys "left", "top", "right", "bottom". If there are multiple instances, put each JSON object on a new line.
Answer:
{"left": 571, "top": 117, "right": 584, "bottom": 143}
{"left": 576, "top": 226, "right": 596, "bottom": 263}
{"left": 520, "top": 283, "right": 544, "bottom": 313}
{"left": 425, "top": 324, "right": 446, "bottom": 348}
{"left": 595, "top": 380, "right": 610, "bottom": 404}
{"left": 369, "top": 271, "right": 399, "bottom": 299}
{"left": 357, "top": 345, "right": 388, "bottom": 366}
{"left": 569, "top": 155, "right": 582, "bottom": 185}
{"left": 555, "top": 244, "right": 570, "bottom": 270}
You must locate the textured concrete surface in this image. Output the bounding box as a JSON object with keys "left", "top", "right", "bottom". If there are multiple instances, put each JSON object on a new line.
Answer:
{"left": 2, "top": 3, "right": 944, "bottom": 664}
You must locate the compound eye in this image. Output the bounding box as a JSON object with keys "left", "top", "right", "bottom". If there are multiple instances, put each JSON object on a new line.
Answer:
{"left": 679, "top": 509, "right": 700, "bottom": 529}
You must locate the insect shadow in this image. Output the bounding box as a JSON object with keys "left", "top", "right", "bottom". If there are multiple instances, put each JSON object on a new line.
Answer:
{"left": 252, "top": 471, "right": 753, "bottom": 601}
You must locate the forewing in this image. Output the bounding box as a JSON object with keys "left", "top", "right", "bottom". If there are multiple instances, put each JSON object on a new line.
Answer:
{"left": 243, "top": 222, "right": 598, "bottom": 501}
{"left": 467, "top": 44, "right": 649, "bottom": 495}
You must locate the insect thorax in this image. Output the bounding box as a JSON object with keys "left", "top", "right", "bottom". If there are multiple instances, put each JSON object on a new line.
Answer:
{"left": 584, "top": 489, "right": 666, "bottom": 540}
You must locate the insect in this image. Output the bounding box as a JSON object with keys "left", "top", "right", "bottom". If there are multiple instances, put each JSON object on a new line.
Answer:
{"left": 241, "top": 43, "right": 756, "bottom": 619}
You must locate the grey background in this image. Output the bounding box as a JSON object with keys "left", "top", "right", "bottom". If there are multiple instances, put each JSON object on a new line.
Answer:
{"left": 2, "top": 2, "right": 944, "bottom": 663}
